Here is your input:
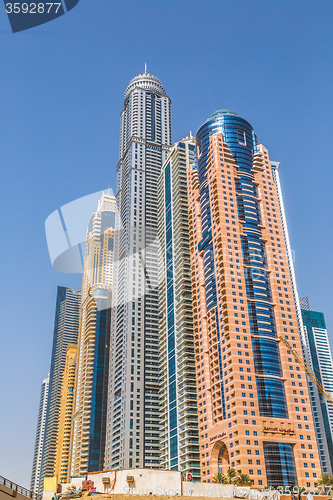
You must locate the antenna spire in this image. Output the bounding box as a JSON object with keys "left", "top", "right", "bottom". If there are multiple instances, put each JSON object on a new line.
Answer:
{"left": 145, "top": 63, "right": 147, "bottom": 74}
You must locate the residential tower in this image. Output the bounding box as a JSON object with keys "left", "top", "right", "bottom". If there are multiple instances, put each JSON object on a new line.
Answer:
{"left": 187, "top": 109, "right": 321, "bottom": 488}
{"left": 158, "top": 137, "right": 201, "bottom": 479}
{"left": 105, "top": 68, "right": 172, "bottom": 469}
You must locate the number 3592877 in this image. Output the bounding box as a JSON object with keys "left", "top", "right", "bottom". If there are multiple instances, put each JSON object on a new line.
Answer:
{"left": 5, "top": 3, "right": 62, "bottom": 14}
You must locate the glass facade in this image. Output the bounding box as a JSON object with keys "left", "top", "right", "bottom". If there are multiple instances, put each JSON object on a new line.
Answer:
{"left": 263, "top": 442, "right": 297, "bottom": 487}
{"left": 302, "top": 308, "right": 333, "bottom": 472}
{"left": 88, "top": 291, "right": 111, "bottom": 471}
{"left": 165, "top": 162, "right": 179, "bottom": 469}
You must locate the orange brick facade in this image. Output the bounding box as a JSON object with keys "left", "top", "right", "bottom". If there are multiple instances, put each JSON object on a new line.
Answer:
{"left": 187, "top": 116, "right": 321, "bottom": 488}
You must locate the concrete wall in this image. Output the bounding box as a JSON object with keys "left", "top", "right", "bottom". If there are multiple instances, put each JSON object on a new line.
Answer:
{"left": 66, "top": 469, "right": 263, "bottom": 499}
{"left": 86, "top": 470, "right": 182, "bottom": 496}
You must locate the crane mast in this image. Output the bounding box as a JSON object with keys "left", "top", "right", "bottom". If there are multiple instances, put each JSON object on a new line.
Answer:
{"left": 279, "top": 336, "right": 333, "bottom": 408}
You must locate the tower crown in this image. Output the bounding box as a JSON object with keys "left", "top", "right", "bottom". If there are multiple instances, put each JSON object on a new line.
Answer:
{"left": 206, "top": 108, "right": 238, "bottom": 120}
{"left": 124, "top": 71, "right": 167, "bottom": 100}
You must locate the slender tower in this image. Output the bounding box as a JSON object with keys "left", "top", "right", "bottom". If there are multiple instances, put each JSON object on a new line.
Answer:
{"left": 158, "top": 137, "right": 201, "bottom": 479}
{"left": 300, "top": 299, "right": 333, "bottom": 474}
{"left": 31, "top": 373, "right": 50, "bottom": 494}
{"left": 187, "top": 109, "right": 321, "bottom": 488}
{"left": 105, "top": 68, "right": 172, "bottom": 469}
{"left": 41, "top": 287, "right": 81, "bottom": 493}
{"left": 71, "top": 193, "right": 116, "bottom": 476}
{"left": 54, "top": 344, "right": 77, "bottom": 483}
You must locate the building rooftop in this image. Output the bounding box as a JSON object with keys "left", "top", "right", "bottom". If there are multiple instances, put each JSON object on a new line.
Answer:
{"left": 206, "top": 109, "right": 239, "bottom": 121}
{"left": 124, "top": 66, "right": 166, "bottom": 100}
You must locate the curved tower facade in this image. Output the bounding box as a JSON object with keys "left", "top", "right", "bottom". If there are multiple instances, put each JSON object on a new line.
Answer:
{"left": 188, "top": 110, "right": 321, "bottom": 487}
{"left": 105, "top": 69, "right": 172, "bottom": 469}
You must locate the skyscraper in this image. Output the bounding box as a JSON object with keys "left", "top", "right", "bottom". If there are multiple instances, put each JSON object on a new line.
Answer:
{"left": 54, "top": 344, "right": 77, "bottom": 483}
{"left": 41, "top": 286, "right": 80, "bottom": 493}
{"left": 71, "top": 193, "right": 116, "bottom": 476}
{"left": 158, "top": 137, "right": 201, "bottom": 479}
{"left": 105, "top": 68, "right": 172, "bottom": 470}
{"left": 187, "top": 109, "right": 321, "bottom": 488}
{"left": 31, "top": 373, "right": 50, "bottom": 494}
{"left": 301, "top": 299, "right": 333, "bottom": 473}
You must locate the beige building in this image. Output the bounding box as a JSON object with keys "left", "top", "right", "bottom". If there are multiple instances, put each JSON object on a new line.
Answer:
{"left": 54, "top": 345, "right": 77, "bottom": 483}
{"left": 71, "top": 193, "right": 116, "bottom": 476}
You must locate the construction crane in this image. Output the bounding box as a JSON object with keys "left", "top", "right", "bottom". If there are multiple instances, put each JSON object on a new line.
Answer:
{"left": 279, "top": 336, "right": 333, "bottom": 408}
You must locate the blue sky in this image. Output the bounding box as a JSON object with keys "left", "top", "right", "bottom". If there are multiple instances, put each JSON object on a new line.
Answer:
{"left": 1, "top": 0, "right": 333, "bottom": 488}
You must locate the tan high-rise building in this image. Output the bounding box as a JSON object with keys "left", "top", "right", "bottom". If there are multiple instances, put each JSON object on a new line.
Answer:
{"left": 187, "top": 109, "right": 321, "bottom": 488}
{"left": 71, "top": 193, "right": 116, "bottom": 476}
{"left": 54, "top": 344, "right": 77, "bottom": 483}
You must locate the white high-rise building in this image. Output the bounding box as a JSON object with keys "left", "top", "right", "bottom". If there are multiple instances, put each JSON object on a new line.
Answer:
{"left": 30, "top": 373, "right": 50, "bottom": 494}
{"left": 105, "top": 68, "right": 172, "bottom": 469}
{"left": 158, "top": 138, "right": 201, "bottom": 479}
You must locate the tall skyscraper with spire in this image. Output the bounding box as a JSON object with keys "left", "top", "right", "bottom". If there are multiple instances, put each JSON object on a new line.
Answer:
{"left": 71, "top": 192, "right": 116, "bottom": 476}
{"left": 187, "top": 109, "right": 321, "bottom": 488}
{"left": 105, "top": 68, "right": 172, "bottom": 469}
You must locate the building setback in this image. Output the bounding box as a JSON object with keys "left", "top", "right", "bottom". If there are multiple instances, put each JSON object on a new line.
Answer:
{"left": 71, "top": 193, "right": 116, "bottom": 476}
{"left": 187, "top": 109, "right": 321, "bottom": 488}
{"left": 30, "top": 373, "right": 50, "bottom": 494}
{"left": 105, "top": 68, "right": 172, "bottom": 470}
{"left": 158, "top": 137, "right": 201, "bottom": 479}
{"left": 301, "top": 300, "right": 333, "bottom": 474}
{"left": 40, "top": 286, "right": 81, "bottom": 493}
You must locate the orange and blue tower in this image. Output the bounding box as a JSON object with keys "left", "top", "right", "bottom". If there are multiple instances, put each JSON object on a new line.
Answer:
{"left": 188, "top": 109, "right": 321, "bottom": 488}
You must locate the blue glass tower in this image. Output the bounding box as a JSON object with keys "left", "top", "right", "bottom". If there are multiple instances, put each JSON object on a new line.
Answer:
{"left": 301, "top": 302, "right": 333, "bottom": 474}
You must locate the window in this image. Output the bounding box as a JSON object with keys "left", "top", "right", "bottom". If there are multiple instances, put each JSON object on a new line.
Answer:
{"left": 237, "top": 130, "right": 246, "bottom": 146}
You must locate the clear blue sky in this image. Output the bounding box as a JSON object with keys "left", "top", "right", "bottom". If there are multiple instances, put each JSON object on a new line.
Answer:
{"left": 1, "top": 0, "right": 332, "bottom": 488}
